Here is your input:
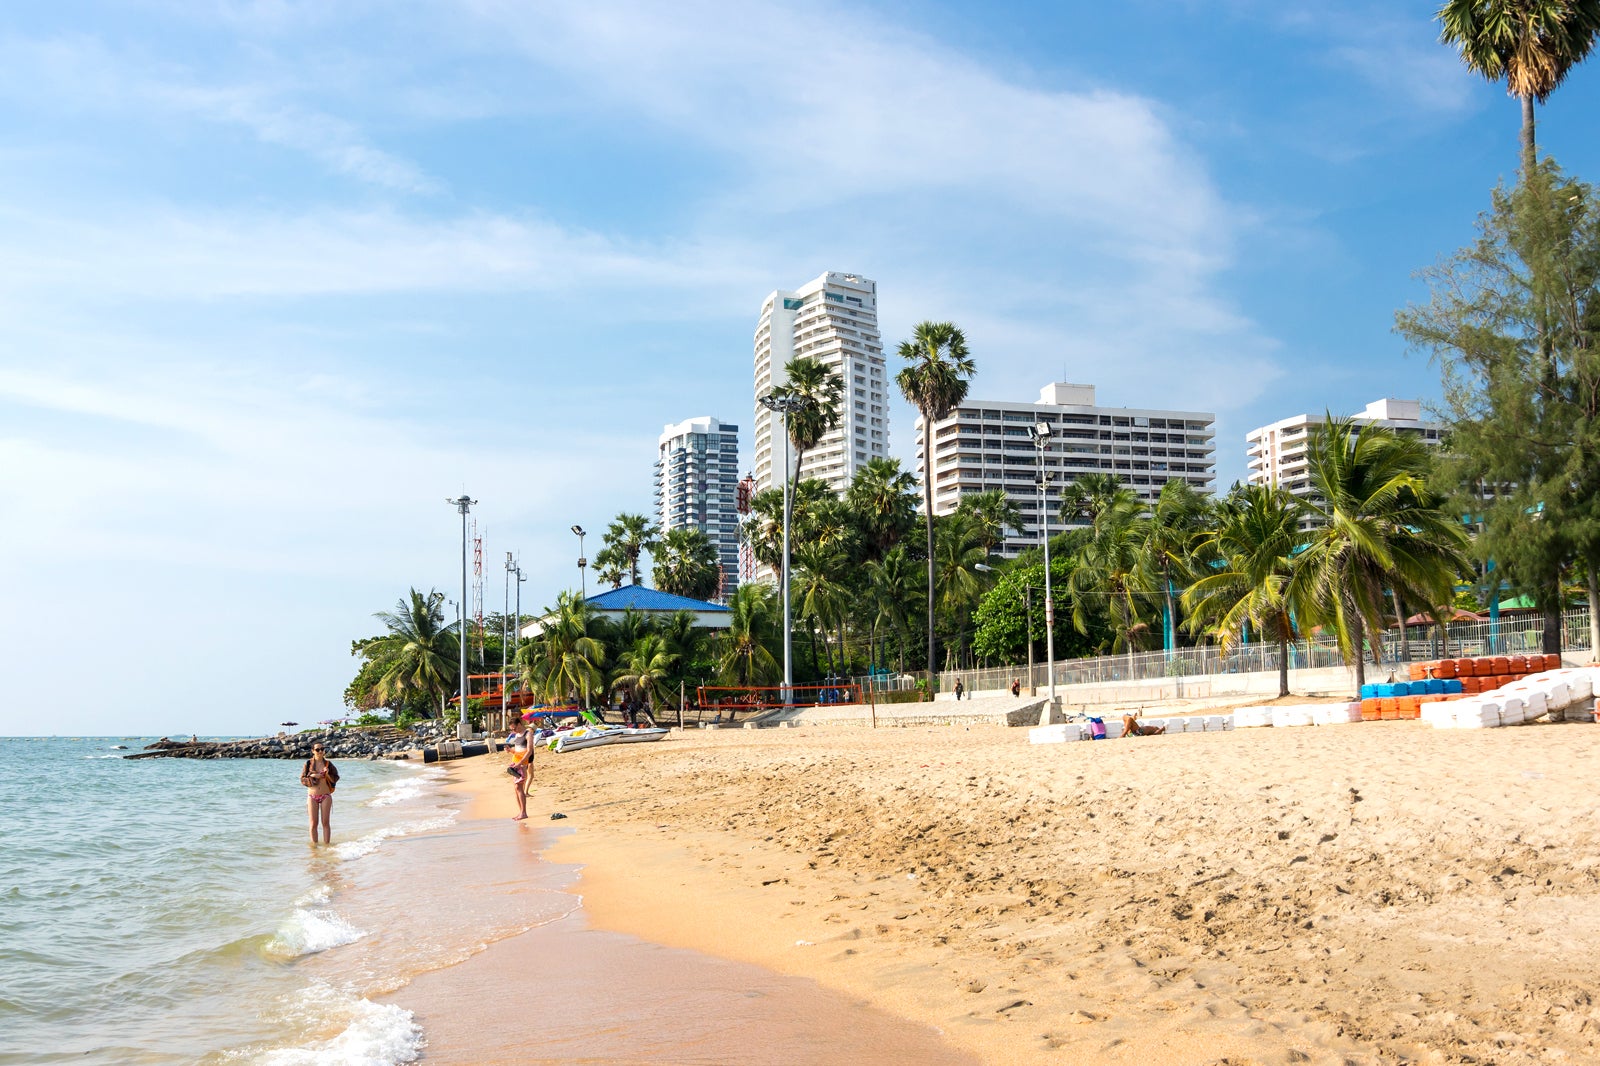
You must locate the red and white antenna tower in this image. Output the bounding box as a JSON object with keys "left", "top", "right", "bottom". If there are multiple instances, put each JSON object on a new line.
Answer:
{"left": 472, "top": 521, "right": 485, "bottom": 658}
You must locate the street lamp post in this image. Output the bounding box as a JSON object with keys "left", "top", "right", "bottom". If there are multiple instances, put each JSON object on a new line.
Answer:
{"left": 571, "top": 525, "right": 587, "bottom": 603}
{"left": 448, "top": 494, "right": 477, "bottom": 740}
{"left": 502, "top": 552, "right": 511, "bottom": 730}
{"left": 1031, "top": 422, "right": 1057, "bottom": 720}
{"left": 760, "top": 392, "right": 810, "bottom": 704}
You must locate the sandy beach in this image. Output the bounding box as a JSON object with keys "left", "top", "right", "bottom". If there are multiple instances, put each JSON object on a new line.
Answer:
{"left": 423, "top": 719, "right": 1600, "bottom": 1064}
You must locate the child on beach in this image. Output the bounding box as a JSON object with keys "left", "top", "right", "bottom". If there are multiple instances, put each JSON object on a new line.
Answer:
{"left": 506, "top": 718, "right": 532, "bottom": 821}
{"left": 300, "top": 744, "right": 339, "bottom": 844}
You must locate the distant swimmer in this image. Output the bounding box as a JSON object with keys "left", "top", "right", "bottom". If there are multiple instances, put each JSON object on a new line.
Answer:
{"left": 300, "top": 743, "right": 340, "bottom": 844}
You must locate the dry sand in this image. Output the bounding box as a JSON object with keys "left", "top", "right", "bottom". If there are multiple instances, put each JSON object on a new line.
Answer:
{"left": 450, "top": 720, "right": 1600, "bottom": 1065}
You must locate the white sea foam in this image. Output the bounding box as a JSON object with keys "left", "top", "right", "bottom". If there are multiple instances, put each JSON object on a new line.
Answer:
{"left": 246, "top": 985, "right": 422, "bottom": 1066}
{"left": 265, "top": 906, "right": 366, "bottom": 958}
{"left": 332, "top": 815, "right": 455, "bottom": 861}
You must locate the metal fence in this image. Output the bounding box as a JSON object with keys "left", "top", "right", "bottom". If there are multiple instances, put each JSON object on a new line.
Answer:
{"left": 939, "top": 608, "right": 1594, "bottom": 695}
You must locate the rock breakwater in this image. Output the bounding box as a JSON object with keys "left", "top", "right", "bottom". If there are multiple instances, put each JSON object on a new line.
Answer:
{"left": 127, "top": 725, "right": 422, "bottom": 761}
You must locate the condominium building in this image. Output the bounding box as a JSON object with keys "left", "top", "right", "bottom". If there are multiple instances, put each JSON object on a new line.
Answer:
{"left": 918, "top": 382, "right": 1217, "bottom": 557}
{"left": 654, "top": 416, "right": 742, "bottom": 601}
{"left": 1246, "top": 398, "right": 1443, "bottom": 501}
{"left": 752, "top": 272, "right": 887, "bottom": 496}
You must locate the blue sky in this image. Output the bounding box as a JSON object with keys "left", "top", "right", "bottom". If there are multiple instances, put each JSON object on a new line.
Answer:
{"left": 3, "top": 0, "right": 1597, "bottom": 737}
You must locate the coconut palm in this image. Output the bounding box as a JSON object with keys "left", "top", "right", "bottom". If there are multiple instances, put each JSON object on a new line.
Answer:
{"left": 932, "top": 513, "right": 993, "bottom": 669}
{"left": 770, "top": 356, "right": 844, "bottom": 487}
{"left": 600, "top": 512, "right": 658, "bottom": 586}
{"left": 956, "top": 488, "right": 1024, "bottom": 557}
{"left": 652, "top": 527, "right": 722, "bottom": 601}
{"left": 363, "top": 588, "right": 460, "bottom": 718}
{"left": 865, "top": 547, "right": 921, "bottom": 673}
{"left": 792, "top": 540, "right": 851, "bottom": 675}
{"left": 1182, "top": 484, "right": 1308, "bottom": 698}
{"left": 1288, "top": 419, "right": 1473, "bottom": 693}
{"left": 845, "top": 457, "right": 919, "bottom": 561}
{"left": 896, "top": 321, "right": 975, "bottom": 680}
{"left": 612, "top": 633, "right": 679, "bottom": 712}
{"left": 743, "top": 479, "right": 837, "bottom": 572}
{"left": 1138, "top": 479, "right": 1213, "bottom": 654}
{"left": 1438, "top": 0, "right": 1600, "bottom": 171}
{"left": 717, "top": 582, "right": 781, "bottom": 687}
{"left": 1059, "top": 472, "right": 1137, "bottom": 529}
{"left": 517, "top": 592, "right": 606, "bottom": 707}
{"left": 1068, "top": 493, "right": 1155, "bottom": 669}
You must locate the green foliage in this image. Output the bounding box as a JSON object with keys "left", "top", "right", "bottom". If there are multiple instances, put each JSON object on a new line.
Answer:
{"left": 652, "top": 527, "right": 722, "bottom": 601}
{"left": 772, "top": 356, "right": 845, "bottom": 484}
{"left": 971, "top": 557, "right": 1097, "bottom": 664}
{"left": 354, "top": 588, "right": 460, "bottom": 720}
{"left": 599, "top": 512, "right": 658, "bottom": 587}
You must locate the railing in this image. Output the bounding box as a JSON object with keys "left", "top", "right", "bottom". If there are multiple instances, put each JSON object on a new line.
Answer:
{"left": 939, "top": 607, "right": 1594, "bottom": 695}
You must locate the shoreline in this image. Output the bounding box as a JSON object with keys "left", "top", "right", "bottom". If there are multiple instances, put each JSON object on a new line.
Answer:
{"left": 420, "top": 721, "right": 1600, "bottom": 1064}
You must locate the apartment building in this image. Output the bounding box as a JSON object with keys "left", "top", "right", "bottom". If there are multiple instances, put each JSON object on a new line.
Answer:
{"left": 654, "top": 416, "right": 742, "bottom": 601}
{"left": 752, "top": 272, "right": 887, "bottom": 496}
{"left": 1246, "top": 398, "right": 1443, "bottom": 500}
{"left": 918, "top": 382, "right": 1217, "bottom": 557}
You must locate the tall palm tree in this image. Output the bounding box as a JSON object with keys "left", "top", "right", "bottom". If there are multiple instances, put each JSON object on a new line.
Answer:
{"left": 771, "top": 356, "right": 844, "bottom": 487}
{"left": 845, "top": 457, "right": 919, "bottom": 561}
{"left": 600, "top": 512, "right": 658, "bottom": 586}
{"left": 1068, "top": 493, "right": 1154, "bottom": 670}
{"left": 865, "top": 547, "right": 921, "bottom": 673}
{"left": 1182, "top": 484, "right": 1308, "bottom": 698}
{"left": 932, "top": 513, "right": 992, "bottom": 669}
{"left": 717, "top": 582, "right": 781, "bottom": 687}
{"left": 1438, "top": 0, "right": 1600, "bottom": 171}
{"left": 363, "top": 588, "right": 460, "bottom": 718}
{"left": 743, "top": 480, "right": 836, "bottom": 572}
{"left": 896, "top": 321, "right": 975, "bottom": 683}
{"left": 652, "top": 527, "right": 722, "bottom": 601}
{"left": 1288, "top": 419, "right": 1472, "bottom": 693}
{"left": 517, "top": 592, "right": 606, "bottom": 706}
{"left": 792, "top": 541, "right": 850, "bottom": 675}
{"left": 1138, "top": 479, "right": 1212, "bottom": 654}
{"left": 956, "top": 488, "right": 1024, "bottom": 557}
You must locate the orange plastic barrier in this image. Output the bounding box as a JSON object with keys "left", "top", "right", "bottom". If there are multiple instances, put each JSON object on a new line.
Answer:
{"left": 1408, "top": 663, "right": 1428, "bottom": 681}
{"left": 1361, "top": 698, "right": 1382, "bottom": 721}
{"left": 1434, "top": 660, "right": 1458, "bottom": 678}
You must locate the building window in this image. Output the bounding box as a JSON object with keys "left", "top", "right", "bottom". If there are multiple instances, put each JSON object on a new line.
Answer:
{"left": 782, "top": 297, "right": 803, "bottom": 310}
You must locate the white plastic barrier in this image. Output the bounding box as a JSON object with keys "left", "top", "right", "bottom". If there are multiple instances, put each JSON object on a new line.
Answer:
{"left": 1524, "top": 691, "right": 1549, "bottom": 719}
{"left": 1270, "top": 706, "right": 1316, "bottom": 728}
{"left": 1029, "top": 724, "right": 1083, "bottom": 744}
{"left": 1203, "top": 715, "right": 1229, "bottom": 732}
{"left": 1313, "top": 702, "right": 1362, "bottom": 725}
{"left": 1500, "top": 696, "right": 1526, "bottom": 725}
{"left": 1232, "top": 707, "right": 1272, "bottom": 728}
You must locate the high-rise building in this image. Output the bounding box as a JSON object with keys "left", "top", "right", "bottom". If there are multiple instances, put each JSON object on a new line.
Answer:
{"left": 752, "top": 272, "right": 887, "bottom": 496}
{"left": 918, "top": 382, "right": 1217, "bottom": 557}
{"left": 1246, "top": 398, "right": 1444, "bottom": 506}
{"left": 654, "top": 416, "right": 742, "bottom": 601}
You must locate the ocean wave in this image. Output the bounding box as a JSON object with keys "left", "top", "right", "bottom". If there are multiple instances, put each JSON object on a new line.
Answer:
{"left": 365, "top": 777, "right": 433, "bottom": 808}
{"left": 264, "top": 907, "right": 367, "bottom": 958}
{"left": 332, "top": 816, "right": 454, "bottom": 861}
{"left": 232, "top": 985, "right": 422, "bottom": 1066}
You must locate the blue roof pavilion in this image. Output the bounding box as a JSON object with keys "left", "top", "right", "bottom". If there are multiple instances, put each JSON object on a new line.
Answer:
{"left": 520, "top": 585, "right": 732, "bottom": 638}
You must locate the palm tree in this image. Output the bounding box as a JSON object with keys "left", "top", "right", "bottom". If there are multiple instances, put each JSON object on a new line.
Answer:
{"left": 601, "top": 512, "right": 658, "bottom": 586}
{"left": 1438, "top": 0, "right": 1600, "bottom": 171}
{"left": 792, "top": 541, "right": 850, "bottom": 675}
{"left": 612, "top": 633, "right": 679, "bottom": 713}
{"left": 517, "top": 592, "right": 606, "bottom": 706}
{"left": 932, "top": 513, "right": 993, "bottom": 669}
{"left": 743, "top": 480, "right": 836, "bottom": 572}
{"left": 845, "top": 457, "right": 919, "bottom": 561}
{"left": 362, "top": 588, "right": 460, "bottom": 718}
{"left": 1288, "top": 419, "right": 1472, "bottom": 693}
{"left": 1068, "top": 493, "right": 1154, "bottom": 670}
{"left": 956, "top": 488, "right": 1024, "bottom": 557}
{"left": 592, "top": 553, "right": 626, "bottom": 591}
{"left": 771, "top": 356, "right": 844, "bottom": 487}
{"left": 865, "top": 547, "right": 920, "bottom": 673}
{"left": 1059, "top": 472, "right": 1137, "bottom": 529}
{"left": 896, "top": 321, "right": 975, "bottom": 683}
{"left": 717, "top": 582, "right": 781, "bottom": 687}
{"left": 652, "top": 527, "right": 722, "bottom": 600}
{"left": 1138, "top": 479, "right": 1212, "bottom": 655}
{"left": 1182, "top": 484, "right": 1308, "bottom": 698}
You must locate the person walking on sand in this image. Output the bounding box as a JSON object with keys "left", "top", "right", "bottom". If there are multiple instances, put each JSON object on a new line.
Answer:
{"left": 300, "top": 743, "right": 339, "bottom": 844}
{"left": 506, "top": 717, "right": 533, "bottom": 821}
{"left": 1010, "top": 678, "right": 1021, "bottom": 697}
{"left": 954, "top": 678, "right": 965, "bottom": 701}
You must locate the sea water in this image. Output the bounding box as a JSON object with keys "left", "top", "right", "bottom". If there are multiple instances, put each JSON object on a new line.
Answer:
{"left": 0, "top": 738, "right": 576, "bottom": 1065}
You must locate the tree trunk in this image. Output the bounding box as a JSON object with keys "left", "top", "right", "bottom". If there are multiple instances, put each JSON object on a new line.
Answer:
{"left": 1588, "top": 565, "right": 1600, "bottom": 659}
{"left": 1351, "top": 612, "right": 1366, "bottom": 694}
{"left": 1521, "top": 93, "right": 1536, "bottom": 176}
{"left": 1542, "top": 603, "right": 1562, "bottom": 655}
{"left": 922, "top": 415, "right": 937, "bottom": 691}
{"left": 1276, "top": 628, "right": 1290, "bottom": 698}
{"left": 1394, "top": 589, "right": 1410, "bottom": 664}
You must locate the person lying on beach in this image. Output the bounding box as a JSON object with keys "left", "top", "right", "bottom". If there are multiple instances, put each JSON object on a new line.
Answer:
{"left": 506, "top": 719, "right": 533, "bottom": 821}
{"left": 300, "top": 744, "right": 339, "bottom": 844}
{"left": 1122, "top": 714, "right": 1165, "bottom": 737}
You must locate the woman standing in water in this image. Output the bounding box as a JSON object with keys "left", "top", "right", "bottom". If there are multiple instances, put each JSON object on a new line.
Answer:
{"left": 300, "top": 743, "right": 339, "bottom": 844}
{"left": 506, "top": 717, "right": 533, "bottom": 820}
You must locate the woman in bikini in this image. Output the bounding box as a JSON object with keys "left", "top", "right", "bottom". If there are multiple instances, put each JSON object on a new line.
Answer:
{"left": 506, "top": 718, "right": 532, "bottom": 821}
{"left": 301, "top": 743, "right": 339, "bottom": 844}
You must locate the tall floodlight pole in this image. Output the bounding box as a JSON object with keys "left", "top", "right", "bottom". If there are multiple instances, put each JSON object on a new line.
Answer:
{"left": 760, "top": 393, "right": 809, "bottom": 704}
{"left": 571, "top": 525, "right": 587, "bottom": 602}
{"left": 1031, "top": 423, "right": 1057, "bottom": 717}
{"left": 502, "top": 552, "right": 513, "bottom": 730}
{"left": 448, "top": 495, "right": 477, "bottom": 740}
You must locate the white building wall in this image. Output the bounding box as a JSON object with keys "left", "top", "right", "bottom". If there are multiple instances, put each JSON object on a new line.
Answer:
{"left": 753, "top": 271, "right": 887, "bottom": 498}
{"left": 1245, "top": 398, "right": 1443, "bottom": 503}
{"left": 918, "top": 383, "right": 1217, "bottom": 558}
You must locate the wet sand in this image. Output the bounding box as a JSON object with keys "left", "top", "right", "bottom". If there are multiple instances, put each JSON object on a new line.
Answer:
{"left": 454, "top": 719, "right": 1600, "bottom": 1065}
